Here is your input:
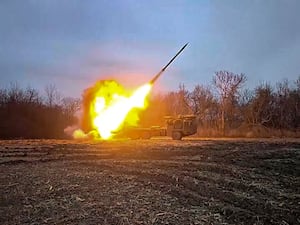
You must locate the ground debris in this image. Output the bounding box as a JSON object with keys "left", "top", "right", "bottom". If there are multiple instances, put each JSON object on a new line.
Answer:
{"left": 0, "top": 138, "right": 299, "bottom": 225}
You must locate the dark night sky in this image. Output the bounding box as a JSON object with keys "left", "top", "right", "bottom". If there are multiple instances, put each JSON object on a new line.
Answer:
{"left": 0, "top": 0, "right": 299, "bottom": 97}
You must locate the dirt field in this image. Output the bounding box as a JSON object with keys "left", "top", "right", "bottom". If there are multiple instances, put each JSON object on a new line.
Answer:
{"left": 0, "top": 138, "right": 299, "bottom": 225}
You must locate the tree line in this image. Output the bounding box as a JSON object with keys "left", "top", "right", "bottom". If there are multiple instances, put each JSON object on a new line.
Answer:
{"left": 0, "top": 83, "right": 80, "bottom": 139}
{"left": 140, "top": 71, "right": 300, "bottom": 137}
{"left": 1, "top": 71, "right": 299, "bottom": 139}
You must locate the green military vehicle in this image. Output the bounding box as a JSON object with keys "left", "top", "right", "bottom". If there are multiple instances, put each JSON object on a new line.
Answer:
{"left": 116, "top": 115, "right": 198, "bottom": 140}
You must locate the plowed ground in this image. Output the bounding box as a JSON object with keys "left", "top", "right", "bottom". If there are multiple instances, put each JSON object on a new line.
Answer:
{"left": 0, "top": 139, "right": 299, "bottom": 225}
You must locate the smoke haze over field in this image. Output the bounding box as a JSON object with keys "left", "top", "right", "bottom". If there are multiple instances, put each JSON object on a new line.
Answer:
{"left": 0, "top": 0, "right": 299, "bottom": 97}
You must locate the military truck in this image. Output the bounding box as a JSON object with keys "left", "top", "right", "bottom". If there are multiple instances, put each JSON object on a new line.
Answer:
{"left": 115, "top": 115, "right": 198, "bottom": 140}
{"left": 165, "top": 115, "right": 198, "bottom": 140}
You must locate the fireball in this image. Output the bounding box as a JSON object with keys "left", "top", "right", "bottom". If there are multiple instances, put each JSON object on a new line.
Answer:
{"left": 74, "top": 80, "right": 152, "bottom": 140}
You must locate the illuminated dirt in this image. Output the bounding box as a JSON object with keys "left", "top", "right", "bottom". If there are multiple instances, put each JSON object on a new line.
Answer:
{"left": 0, "top": 139, "right": 299, "bottom": 225}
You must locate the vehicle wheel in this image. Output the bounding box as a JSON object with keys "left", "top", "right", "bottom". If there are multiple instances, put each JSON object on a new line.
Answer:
{"left": 172, "top": 131, "right": 182, "bottom": 140}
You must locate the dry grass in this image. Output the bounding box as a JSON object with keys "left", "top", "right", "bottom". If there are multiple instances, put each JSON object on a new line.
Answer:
{"left": 0, "top": 139, "right": 299, "bottom": 225}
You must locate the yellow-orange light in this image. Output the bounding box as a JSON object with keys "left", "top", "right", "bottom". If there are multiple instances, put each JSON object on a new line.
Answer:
{"left": 89, "top": 82, "right": 152, "bottom": 139}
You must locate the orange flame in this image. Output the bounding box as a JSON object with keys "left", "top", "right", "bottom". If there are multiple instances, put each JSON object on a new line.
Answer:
{"left": 74, "top": 80, "right": 152, "bottom": 140}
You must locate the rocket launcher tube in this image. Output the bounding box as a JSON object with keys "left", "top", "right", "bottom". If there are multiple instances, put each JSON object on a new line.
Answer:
{"left": 150, "top": 43, "right": 188, "bottom": 84}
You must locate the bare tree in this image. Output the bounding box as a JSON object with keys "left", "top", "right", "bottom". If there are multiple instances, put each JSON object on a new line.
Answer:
{"left": 163, "top": 84, "right": 192, "bottom": 116}
{"left": 296, "top": 76, "right": 300, "bottom": 90}
{"left": 188, "top": 84, "right": 218, "bottom": 127}
{"left": 0, "top": 88, "right": 8, "bottom": 106}
{"left": 246, "top": 83, "right": 274, "bottom": 125}
{"left": 178, "top": 83, "right": 192, "bottom": 114}
{"left": 289, "top": 78, "right": 300, "bottom": 130}
{"left": 7, "top": 82, "right": 24, "bottom": 103}
{"left": 61, "top": 97, "right": 81, "bottom": 121}
{"left": 272, "top": 79, "right": 300, "bottom": 131}
{"left": 44, "top": 84, "right": 61, "bottom": 107}
{"left": 275, "top": 79, "right": 290, "bottom": 130}
{"left": 213, "top": 71, "right": 246, "bottom": 135}
{"left": 189, "top": 84, "right": 212, "bottom": 114}
{"left": 24, "top": 86, "right": 41, "bottom": 104}
{"left": 240, "top": 89, "right": 254, "bottom": 124}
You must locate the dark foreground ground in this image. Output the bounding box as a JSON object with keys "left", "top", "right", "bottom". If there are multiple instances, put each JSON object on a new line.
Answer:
{"left": 0, "top": 138, "right": 299, "bottom": 225}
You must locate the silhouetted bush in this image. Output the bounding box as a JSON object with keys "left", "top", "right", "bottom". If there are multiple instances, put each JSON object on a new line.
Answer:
{"left": 0, "top": 84, "right": 79, "bottom": 139}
